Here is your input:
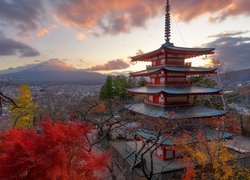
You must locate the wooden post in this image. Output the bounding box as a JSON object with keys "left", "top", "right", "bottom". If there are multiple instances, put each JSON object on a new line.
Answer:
{"left": 162, "top": 146, "right": 166, "bottom": 160}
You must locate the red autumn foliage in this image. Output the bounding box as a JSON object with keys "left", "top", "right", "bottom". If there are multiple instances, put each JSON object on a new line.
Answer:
{"left": 0, "top": 118, "right": 110, "bottom": 180}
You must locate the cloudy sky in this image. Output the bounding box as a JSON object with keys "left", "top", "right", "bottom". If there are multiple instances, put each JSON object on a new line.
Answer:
{"left": 0, "top": 0, "right": 249, "bottom": 73}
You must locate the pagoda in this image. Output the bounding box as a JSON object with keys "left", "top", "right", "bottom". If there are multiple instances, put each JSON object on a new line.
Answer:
{"left": 125, "top": 0, "right": 233, "bottom": 161}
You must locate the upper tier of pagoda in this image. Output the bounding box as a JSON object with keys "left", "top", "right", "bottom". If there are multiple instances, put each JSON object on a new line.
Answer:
{"left": 131, "top": 43, "right": 215, "bottom": 62}
{"left": 130, "top": 66, "right": 217, "bottom": 77}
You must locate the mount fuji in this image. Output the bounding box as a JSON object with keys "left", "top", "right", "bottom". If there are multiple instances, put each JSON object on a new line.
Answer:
{"left": 0, "top": 59, "right": 106, "bottom": 85}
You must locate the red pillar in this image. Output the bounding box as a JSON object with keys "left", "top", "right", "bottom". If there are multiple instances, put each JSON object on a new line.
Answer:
{"left": 162, "top": 146, "right": 166, "bottom": 160}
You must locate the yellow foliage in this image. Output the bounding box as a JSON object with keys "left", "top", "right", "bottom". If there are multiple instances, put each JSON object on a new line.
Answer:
{"left": 176, "top": 132, "right": 235, "bottom": 180}
{"left": 10, "top": 85, "right": 37, "bottom": 128}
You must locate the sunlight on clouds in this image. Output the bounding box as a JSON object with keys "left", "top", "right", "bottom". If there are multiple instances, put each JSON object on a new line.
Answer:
{"left": 36, "top": 28, "right": 49, "bottom": 37}
{"left": 75, "top": 33, "right": 86, "bottom": 41}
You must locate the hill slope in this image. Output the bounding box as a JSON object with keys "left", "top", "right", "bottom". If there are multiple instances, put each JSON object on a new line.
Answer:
{"left": 221, "top": 68, "right": 250, "bottom": 86}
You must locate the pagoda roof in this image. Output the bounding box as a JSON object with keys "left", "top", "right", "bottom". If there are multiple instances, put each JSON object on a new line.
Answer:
{"left": 131, "top": 43, "right": 215, "bottom": 62}
{"left": 130, "top": 66, "right": 217, "bottom": 77}
{"left": 137, "top": 128, "right": 233, "bottom": 146}
{"left": 126, "top": 103, "right": 226, "bottom": 119}
{"left": 127, "top": 86, "right": 222, "bottom": 95}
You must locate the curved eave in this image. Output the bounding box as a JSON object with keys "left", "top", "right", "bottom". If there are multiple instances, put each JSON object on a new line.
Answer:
{"left": 127, "top": 86, "right": 222, "bottom": 95}
{"left": 131, "top": 45, "right": 215, "bottom": 62}
{"left": 131, "top": 48, "right": 162, "bottom": 62}
{"left": 163, "top": 44, "right": 215, "bottom": 53}
{"left": 126, "top": 103, "right": 226, "bottom": 120}
{"left": 130, "top": 66, "right": 217, "bottom": 77}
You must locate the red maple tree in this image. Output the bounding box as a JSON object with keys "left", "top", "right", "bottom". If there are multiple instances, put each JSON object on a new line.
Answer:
{"left": 0, "top": 118, "right": 110, "bottom": 180}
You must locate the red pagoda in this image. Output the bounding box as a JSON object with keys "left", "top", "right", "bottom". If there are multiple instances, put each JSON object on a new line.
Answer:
{"left": 125, "top": 0, "right": 232, "bottom": 161}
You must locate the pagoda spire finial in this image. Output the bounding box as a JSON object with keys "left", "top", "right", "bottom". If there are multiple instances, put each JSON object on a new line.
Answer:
{"left": 165, "top": 0, "right": 171, "bottom": 43}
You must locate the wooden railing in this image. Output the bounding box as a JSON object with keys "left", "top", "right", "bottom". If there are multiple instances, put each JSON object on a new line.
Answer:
{"left": 144, "top": 100, "right": 166, "bottom": 107}
{"left": 147, "top": 81, "right": 192, "bottom": 86}
{"left": 147, "top": 62, "right": 192, "bottom": 69}
{"left": 144, "top": 99, "right": 195, "bottom": 107}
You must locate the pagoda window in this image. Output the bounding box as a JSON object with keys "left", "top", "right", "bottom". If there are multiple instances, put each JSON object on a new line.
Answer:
{"left": 150, "top": 78, "right": 155, "bottom": 84}
{"left": 160, "top": 59, "right": 165, "bottom": 65}
{"left": 159, "top": 94, "right": 165, "bottom": 105}
{"left": 165, "top": 150, "right": 174, "bottom": 160}
{"left": 160, "top": 77, "right": 165, "bottom": 84}
{"left": 156, "top": 147, "right": 163, "bottom": 156}
{"left": 148, "top": 95, "right": 153, "bottom": 103}
{"left": 152, "top": 61, "right": 156, "bottom": 66}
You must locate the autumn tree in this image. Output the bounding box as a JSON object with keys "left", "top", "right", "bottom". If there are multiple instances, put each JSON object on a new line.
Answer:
{"left": 0, "top": 118, "right": 110, "bottom": 180}
{"left": 10, "top": 84, "right": 37, "bottom": 128}
{"left": 176, "top": 130, "right": 235, "bottom": 180}
{"left": 71, "top": 97, "right": 135, "bottom": 144}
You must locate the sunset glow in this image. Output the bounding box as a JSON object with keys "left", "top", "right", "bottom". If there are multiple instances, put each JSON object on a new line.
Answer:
{"left": 0, "top": 0, "right": 249, "bottom": 73}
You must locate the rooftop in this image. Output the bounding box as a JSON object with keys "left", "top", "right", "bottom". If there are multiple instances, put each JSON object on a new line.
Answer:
{"left": 137, "top": 128, "right": 234, "bottom": 146}
{"left": 130, "top": 66, "right": 217, "bottom": 77}
{"left": 131, "top": 44, "right": 215, "bottom": 62}
{"left": 110, "top": 141, "right": 189, "bottom": 175}
{"left": 126, "top": 103, "right": 226, "bottom": 119}
{"left": 127, "top": 86, "right": 222, "bottom": 95}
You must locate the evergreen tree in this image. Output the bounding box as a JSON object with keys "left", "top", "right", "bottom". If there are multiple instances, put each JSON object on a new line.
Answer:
{"left": 99, "top": 76, "right": 113, "bottom": 99}
{"left": 188, "top": 75, "right": 216, "bottom": 88}
{"left": 99, "top": 76, "right": 129, "bottom": 100}
{"left": 113, "top": 76, "right": 128, "bottom": 99}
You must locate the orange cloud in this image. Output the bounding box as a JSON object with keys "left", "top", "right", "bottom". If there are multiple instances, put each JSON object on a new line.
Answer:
{"left": 87, "top": 59, "right": 130, "bottom": 71}
{"left": 75, "top": 33, "right": 86, "bottom": 41}
{"left": 52, "top": 0, "right": 250, "bottom": 35}
{"left": 36, "top": 28, "right": 49, "bottom": 37}
{"left": 171, "top": 0, "right": 250, "bottom": 22}
{"left": 1, "top": 0, "right": 249, "bottom": 36}
{"left": 53, "top": 0, "right": 164, "bottom": 35}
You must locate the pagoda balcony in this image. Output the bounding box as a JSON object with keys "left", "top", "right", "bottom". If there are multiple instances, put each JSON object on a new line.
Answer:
{"left": 147, "top": 62, "right": 192, "bottom": 69}
{"left": 147, "top": 81, "right": 192, "bottom": 86}
{"left": 144, "top": 99, "right": 195, "bottom": 107}
{"left": 144, "top": 100, "right": 166, "bottom": 107}
{"left": 166, "top": 100, "right": 195, "bottom": 106}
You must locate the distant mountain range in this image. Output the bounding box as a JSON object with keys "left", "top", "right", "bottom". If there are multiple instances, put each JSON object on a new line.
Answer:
{"left": 0, "top": 59, "right": 106, "bottom": 85}
{"left": 221, "top": 68, "right": 250, "bottom": 87}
